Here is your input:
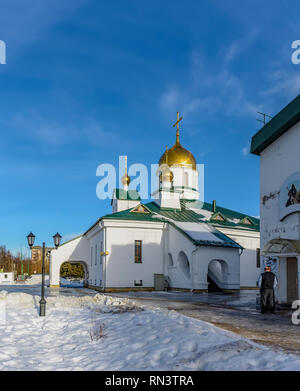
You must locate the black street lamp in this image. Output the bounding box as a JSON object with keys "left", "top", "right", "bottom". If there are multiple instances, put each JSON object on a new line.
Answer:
{"left": 26, "top": 232, "right": 36, "bottom": 248}
{"left": 27, "top": 232, "right": 62, "bottom": 317}
{"left": 53, "top": 233, "right": 62, "bottom": 249}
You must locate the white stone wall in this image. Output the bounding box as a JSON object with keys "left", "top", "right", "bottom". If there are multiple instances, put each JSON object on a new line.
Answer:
{"left": 50, "top": 236, "right": 90, "bottom": 286}
{"left": 260, "top": 121, "right": 300, "bottom": 248}
{"left": 260, "top": 120, "right": 300, "bottom": 302}
{"left": 0, "top": 272, "right": 14, "bottom": 283}
{"left": 218, "top": 227, "right": 260, "bottom": 288}
{"left": 165, "top": 223, "right": 195, "bottom": 289}
{"left": 103, "top": 220, "right": 166, "bottom": 288}
{"left": 87, "top": 229, "right": 104, "bottom": 287}
{"left": 111, "top": 198, "right": 140, "bottom": 213}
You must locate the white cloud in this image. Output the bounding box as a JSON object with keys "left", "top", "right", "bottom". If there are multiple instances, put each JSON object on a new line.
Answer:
{"left": 12, "top": 112, "right": 128, "bottom": 149}
{"left": 159, "top": 87, "right": 180, "bottom": 113}
{"left": 223, "top": 30, "right": 259, "bottom": 65}
{"left": 0, "top": 0, "right": 89, "bottom": 58}
{"left": 261, "top": 71, "right": 300, "bottom": 99}
{"left": 159, "top": 49, "right": 259, "bottom": 121}
{"left": 242, "top": 146, "right": 249, "bottom": 156}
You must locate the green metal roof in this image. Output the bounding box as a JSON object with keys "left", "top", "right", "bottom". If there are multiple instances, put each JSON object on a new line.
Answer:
{"left": 100, "top": 200, "right": 259, "bottom": 248}
{"left": 251, "top": 94, "right": 300, "bottom": 155}
{"left": 103, "top": 199, "right": 259, "bottom": 231}
{"left": 113, "top": 188, "right": 141, "bottom": 201}
{"left": 181, "top": 199, "right": 260, "bottom": 231}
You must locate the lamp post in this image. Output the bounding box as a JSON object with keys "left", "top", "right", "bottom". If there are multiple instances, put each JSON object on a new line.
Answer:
{"left": 26, "top": 232, "right": 62, "bottom": 317}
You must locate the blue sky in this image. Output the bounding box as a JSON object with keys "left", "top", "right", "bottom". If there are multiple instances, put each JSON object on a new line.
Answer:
{"left": 0, "top": 0, "right": 299, "bottom": 253}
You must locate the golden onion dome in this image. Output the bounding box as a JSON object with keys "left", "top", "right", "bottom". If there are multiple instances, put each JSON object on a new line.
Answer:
{"left": 159, "top": 112, "right": 196, "bottom": 170}
{"left": 121, "top": 173, "right": 131, "bottom": 186}
{"left": 159, "top": 140, "right": 196, "bottom": 170}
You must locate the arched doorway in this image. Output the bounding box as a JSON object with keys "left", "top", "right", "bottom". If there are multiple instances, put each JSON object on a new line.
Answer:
{"left": 60, "top": 261, "right": 88, "bottom": 288}
{"left": 207, "top": 259, "right": 229, "bottom": 292}
{"left": 177, "top": 251, "right": 191, "bottom": 280}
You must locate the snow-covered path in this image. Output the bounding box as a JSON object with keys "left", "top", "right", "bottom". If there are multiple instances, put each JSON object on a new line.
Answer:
{"left": 1, "top": 285, "right": 300, "bottom": 370}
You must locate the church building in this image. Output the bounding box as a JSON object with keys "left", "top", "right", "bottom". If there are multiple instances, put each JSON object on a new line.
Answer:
{"left": 251, "top": 94, "right": 300, "bottom": 304}
{"left": 50, "top": 114, "right": 260, "bottom": 292}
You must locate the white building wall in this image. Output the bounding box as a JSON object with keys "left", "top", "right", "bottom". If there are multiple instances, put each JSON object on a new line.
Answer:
{"left": 0, "top": 272, "right": 14, "bottom": 284}
{"left": 193, "top": 246, "right": 240, "bottom": 291}
{"left": 218, "top": 227, "right": 260, "bottom": 288}
{"left": 103, "top": 220, "right": 166, "bottom": 289}
{"left": 260, "top": 121, "right": 300, "bottom": 302}
{"left": 165, "top": 224, "right": 195, "bottom": 289}
{"left": 50, "top": 236, "right": 90, "bottom": 287}
{"left": 87, "top": 229, "right": 104, "bottom": 287}
{"left": 260, "top": 121, "right": 300, "bottom": 248}
{"left": 111, "top": 199, "right": 140, "bottom": 213}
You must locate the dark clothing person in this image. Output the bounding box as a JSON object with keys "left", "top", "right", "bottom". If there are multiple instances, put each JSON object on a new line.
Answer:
{"left": 258, "top": 271, "right": 278, "bottom": 314}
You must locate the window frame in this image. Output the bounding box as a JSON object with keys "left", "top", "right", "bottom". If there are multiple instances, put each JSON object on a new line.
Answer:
{"left": 134, "top": 240, "right": 142, "bottom": 263}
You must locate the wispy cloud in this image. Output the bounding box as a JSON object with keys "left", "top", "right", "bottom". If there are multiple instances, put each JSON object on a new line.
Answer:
{"left": 159, "top": 41, "right": 260, "bottom": 121}
{"left": 261, "top": 71, "right": 300, "bottom": 99}
{"left": 12, "top": 112, "right": 128, "bottom": 150}
{"left": 1, "top": 0, "right": 89, "bottom": 58}
{"left": 223, "top": 30, "right": 259, "bottom": 65}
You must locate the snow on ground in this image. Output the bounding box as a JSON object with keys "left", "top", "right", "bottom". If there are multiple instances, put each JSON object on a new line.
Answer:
{"left": 1, "top": 288, "right": 300, "bottom": 370}
{"left": 23, "top": 274, "right": 49, "bottom": 285}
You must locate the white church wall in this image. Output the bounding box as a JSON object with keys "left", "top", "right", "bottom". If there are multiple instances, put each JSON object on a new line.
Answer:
{"left": 165, "top": 224, "right": 195, "bottom": 290}
{"left": 103, "top": 220, "right": 165, "bottom": 289}
{"left": 260, "top": 121, "right": 300, "bottom": 249}
{"left": 50, "top": 235, "right": 90, "bottom": 287}
{"left": 193, "top": 246, "right": 240, "bottom": 291}
{"left": 112, "top": 199, "right": 140, "bottom": 213}
{"left": 217, "top": 227, "right": 260, "bottom": 288}
{"left": 87, "top": 229, "right": 104, "bottom": 287}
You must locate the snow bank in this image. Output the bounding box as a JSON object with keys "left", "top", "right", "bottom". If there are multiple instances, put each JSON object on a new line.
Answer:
{"left": 0, "top": 291, "right": 35, "bottom": 308}
{"left": 24, "top": 275, "right": 49, "bottom": 285}
{"left": 0, "top": 290, "right": 142, "bottom": 313}
{"left": 1, "top": 288, "right": 300, "bottom": 371}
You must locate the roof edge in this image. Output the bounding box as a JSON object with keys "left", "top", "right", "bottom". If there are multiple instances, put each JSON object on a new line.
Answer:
{"left": 251, "top": 94, "right": 300, "bottom": 156}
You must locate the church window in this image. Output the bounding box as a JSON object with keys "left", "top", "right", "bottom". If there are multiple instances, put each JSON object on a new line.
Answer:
{"left": 135, "top": 240, "right": 142, "bottom": 263}
{"left": 90, "top": 247, "right": 93, "bottom": 266}
{"left": 95, "top": 244, "right": 97, "bottom": 265}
